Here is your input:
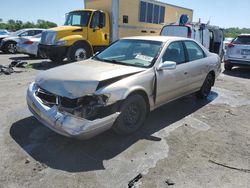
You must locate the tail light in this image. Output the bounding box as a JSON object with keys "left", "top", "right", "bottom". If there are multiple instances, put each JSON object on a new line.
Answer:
{"left": 24, "top": 41, "right": 33, "bottom": 45}
{"left": 228, "top": 43, "right": 235, "bottom": 48}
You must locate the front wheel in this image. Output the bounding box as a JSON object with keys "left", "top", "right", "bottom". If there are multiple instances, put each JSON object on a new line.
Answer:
{"left": 112, "top": 94, "right": 147, "bottom": 135}
{"left": 196, "top": 73, "right": 214, "bottom": 99}
{"left": 67, "top": 42, "right": 92, "bottom": 62}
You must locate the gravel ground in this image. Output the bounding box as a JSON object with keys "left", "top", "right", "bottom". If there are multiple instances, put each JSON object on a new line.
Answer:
{"left": 0, "top": 53, "right": 249, "bottom": 188}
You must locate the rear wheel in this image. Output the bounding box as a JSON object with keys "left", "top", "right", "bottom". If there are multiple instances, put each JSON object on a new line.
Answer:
{"left": 196, "top": 73, "right": 214, "bottom": 99}
{"left": 67, "top": 42, "right": 92, "bottom": 62}
{"left": 37, "top": 50, "right": 46, "bottom": 59}
{"left": 112, "top": 94, "right": 147, "bottom": 135}
{"left": 4, "top": 41, "right": 17, "bottom": 54}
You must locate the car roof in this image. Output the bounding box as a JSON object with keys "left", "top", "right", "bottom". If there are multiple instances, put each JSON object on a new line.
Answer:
{"left": 22, "top": 28, "right": 45, "bottom": 31}
{"left": 121, "top": 36, "right": 192, "bottom": 43}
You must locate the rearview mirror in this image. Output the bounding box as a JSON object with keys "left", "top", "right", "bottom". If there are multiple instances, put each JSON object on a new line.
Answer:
{"left": 157, "top": 61, "right": 176, "bottom": 71}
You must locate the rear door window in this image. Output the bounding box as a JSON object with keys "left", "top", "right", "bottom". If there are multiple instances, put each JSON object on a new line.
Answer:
{"left": 184, "top": 41, "right": 205, "bottom": 61}
{"left": 163, "top": 41, "right": 186, "bottom": 64}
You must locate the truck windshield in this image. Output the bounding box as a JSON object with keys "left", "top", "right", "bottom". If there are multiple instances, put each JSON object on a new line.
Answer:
{"left": 94, "top": 39, "right": 162, "bottom": 68}
{"left": 64, "top": 11, "right": 91, "bottom": 27}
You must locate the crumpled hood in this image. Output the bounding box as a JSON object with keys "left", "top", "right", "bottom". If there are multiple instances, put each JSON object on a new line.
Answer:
{"left": 35, "top": 59, "right": 145, "bottom": 99}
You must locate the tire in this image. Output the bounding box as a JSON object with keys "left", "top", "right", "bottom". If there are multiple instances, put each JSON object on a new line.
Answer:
{"left": 224, "top": 63, "right": 232, "bottom": 71}
{"left": 112, "top": 94, "right": 147, "bottom": 135}
{"left": 196, "top": 73, "right": 214, "bottom": 99}
{"left": 49, "top": 56, "right": 65, "bottom": 63}
{"left": 4, "top": 41, "right": 17, "bottom": 54}
{"left": 37, "top": 50, "right": 46, "bottom": 59}
{"left": 67, "top": 42, "right": 92, "bottom": 62}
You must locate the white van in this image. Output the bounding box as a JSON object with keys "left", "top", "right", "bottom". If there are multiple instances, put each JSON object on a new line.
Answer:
{"left": 161, "top": 23, "right": 224, "bottom": 58}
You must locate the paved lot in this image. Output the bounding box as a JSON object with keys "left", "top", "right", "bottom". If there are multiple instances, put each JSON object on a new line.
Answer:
{"left": 0, "top": 53, "right": 250, "bottom": 188}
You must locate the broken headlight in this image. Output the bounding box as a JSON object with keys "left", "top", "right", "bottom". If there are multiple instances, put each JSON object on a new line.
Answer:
{"left": 59, "top": 94, "right": 110, "bottom": 120}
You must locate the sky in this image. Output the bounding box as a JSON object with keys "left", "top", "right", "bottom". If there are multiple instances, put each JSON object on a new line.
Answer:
{"left": 0, "top": 0, "right": 249, "bottom": 28}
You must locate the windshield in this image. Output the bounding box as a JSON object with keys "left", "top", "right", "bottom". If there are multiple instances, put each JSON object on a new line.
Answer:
{"left": 64, "top": 11, "right": 91, "bottom": 27}
{"left": 94, "top": 39, "right": 162, "bottom": 68}
{"left": 233, "top": 36, "right": 250, "bottom": 44}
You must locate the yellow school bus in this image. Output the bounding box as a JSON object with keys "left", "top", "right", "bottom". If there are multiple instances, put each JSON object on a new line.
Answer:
{"left": 39, "top": 0, "right": 193, "bottom": 62}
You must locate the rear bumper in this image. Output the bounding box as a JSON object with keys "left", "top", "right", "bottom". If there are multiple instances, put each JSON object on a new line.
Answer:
{"left": 224, "top": 59, "right": 250, "bottom": 66}
{"left": 38, "top": 44, "right": 67, "bottom": 59}
{"left": 27, "top": 82, "right": 120, "bottom": 139}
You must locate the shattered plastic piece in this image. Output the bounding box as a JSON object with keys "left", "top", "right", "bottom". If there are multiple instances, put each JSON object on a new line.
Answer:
{"left": 0, "top": 61, "right": 28, "bottom": 75}
{"left": 10, "top": 60, "right": 21, "bottom": 67}
{"left": 25, "top": 158, "right": 30, "bottom": 164}
{"left": 165, "top": 179, "right": 175, "bottom": 186}
{"left": 128, "top": 173, "right": 142, "bottom": 188}
{"left": 0, "top": 66, "right": 14, "bottom": 75}
{"left": 16, "top": 61, "right": 28, "bottom": 68}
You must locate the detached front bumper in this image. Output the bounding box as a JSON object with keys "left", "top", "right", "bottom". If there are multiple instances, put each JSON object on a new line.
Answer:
{"left": 26, "top": 82, "right": 120, "bottom": 139}
{"left": 38, "top": 44, "right": 67, "bottom": 59}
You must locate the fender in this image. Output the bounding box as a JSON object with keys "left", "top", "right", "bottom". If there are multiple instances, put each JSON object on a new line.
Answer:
{"left": 61, "top": 35, "right": 94, "bottom": 54}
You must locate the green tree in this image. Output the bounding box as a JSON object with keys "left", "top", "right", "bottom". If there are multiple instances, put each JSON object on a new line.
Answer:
{"left": 224, "top": 27, "right": 250, "bottom": 38}
{"left": 0, "top": 19, "right": 57, "bottom": 30}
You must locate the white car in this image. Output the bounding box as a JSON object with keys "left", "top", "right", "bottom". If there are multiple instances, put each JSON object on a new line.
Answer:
{"left": 0, "top": 28, "right": 44, "bottom": 54}
{"left": 224, "top": 34, "right": 250, "bottom": 70}
{"left": 27, "top": 36, "right": 221, "bottom": 139}
{"left": 0, "top": 30, "right": 10, "bottom": 46}
{"left": 16, "top": 34, "right": 45, "bottom": 58}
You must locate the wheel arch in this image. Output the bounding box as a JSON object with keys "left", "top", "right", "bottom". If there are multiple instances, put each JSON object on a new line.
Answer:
{"left": 71, "top": 40, "right": 94, "bottom": 55}
{"left": 124, "top": 89, "right": 151, "bottom": 115}
{"left": 3, "top": 40, "right": 17, "bottom": 47}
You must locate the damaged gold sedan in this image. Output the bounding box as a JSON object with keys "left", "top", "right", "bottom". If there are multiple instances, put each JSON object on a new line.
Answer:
{"left": 27, "top": 36, "right": 221, "bottom": 139}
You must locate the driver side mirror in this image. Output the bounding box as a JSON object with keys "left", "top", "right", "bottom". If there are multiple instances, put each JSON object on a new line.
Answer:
{"left": 157, "top": 61, "right": 176, "bottom": 71}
